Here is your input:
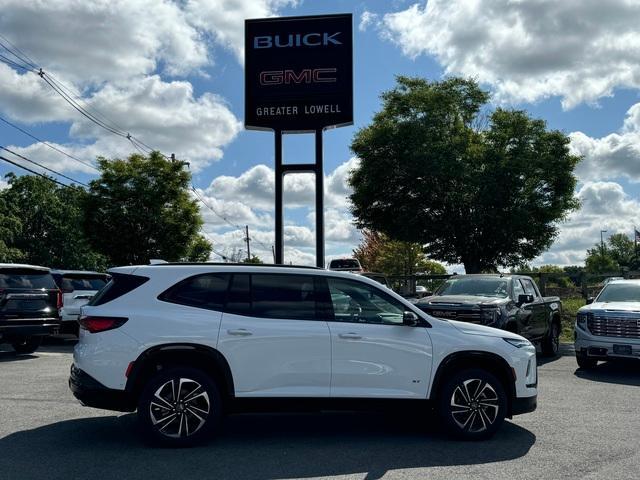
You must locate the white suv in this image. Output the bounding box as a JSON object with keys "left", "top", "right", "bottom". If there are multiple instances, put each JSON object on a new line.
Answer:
{"left": 70, "top": 264, "right": 537, "bottom": 446}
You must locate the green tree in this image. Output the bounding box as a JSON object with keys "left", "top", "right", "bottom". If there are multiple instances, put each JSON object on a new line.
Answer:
{"left": 85, "top": 152, "right": 210, "bottom": 265}
{"left": 353, "top": 230, "right": 446, "bottom": 276}
{"left": 184, "top": 234, "right": 213, "bottom": 262}
{"left": 0, "top": 173, "right": 106, "bottom": 269}
{"left": 242, "top": 254, "right": 264, "bottom": 264}
{"left": 0, "top": 188, "right": 23, "bottom": 262}
{"left": 349, "top": 77, "right": 580, "bottom": 273}
{"left": 584, "top": 233, "right": 636, "bottom": 273}
{"left": 607, "top": 233, "right": 635, "bottom": 268}
{"left": 585, "top": 248, "right": 618, "bottom": 274}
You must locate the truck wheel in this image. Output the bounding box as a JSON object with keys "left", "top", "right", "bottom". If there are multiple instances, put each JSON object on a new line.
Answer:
{"left": 437, "top": 369, "right": 507, "bottom": 440}
{"left": 576, "top": 352, "right": 597, "bottom": 370}
{"left": 137, "top": 367, "right": 222, "bottom": 447}
{"left": 541, "top": 322, "right": 560, "bottom": 357}
{"left": 11, "top": 336, "right": 42, "bottom": 354}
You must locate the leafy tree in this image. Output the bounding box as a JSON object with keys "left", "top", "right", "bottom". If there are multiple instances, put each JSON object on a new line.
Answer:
{"left": 242, "top": 254, "right": 264, "bottom": 264}
{"left": 0, "top": 173, "right": 106, "bottom": 269}
{"left": 85, "top": 152, "right": 210, "bottom": 265}
{"left": 513, "top": 264, "right": 571, "bottom": 287}
{"left": 184, "top": 234, "right": 213, "bottom": 262}
{"left": 607, "top": 233, "right": 635, "bottom": 268}
{"left": 0, "top": 188, "right": 23, "bottom": 262}
{"left": 584, "top": 233, "right": 637, "bottom": 273}
{"left": 349, "top": 77, "right": 581, "bottom": 273}
{"left": 353, "top": 229, "right": 446, "bottom": 276}
{"left": 585, "top": 248, "right": 618, "bottom": 274}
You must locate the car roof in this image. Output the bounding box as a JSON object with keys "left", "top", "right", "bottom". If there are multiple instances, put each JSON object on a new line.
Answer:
{"left": 605, "top": 279, "right": 640, "bottom": 285}
{"left": 0, "top": 263, "right": 50, "bottom": 272}
{"left": 444, "top": 274, "right": 515, "bottom": 279}
{"left": 50, "top": 269, "right": 108, "bottom": 276}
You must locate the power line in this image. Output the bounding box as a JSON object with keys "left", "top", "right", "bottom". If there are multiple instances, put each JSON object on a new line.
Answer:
{"left": 0, "top": 114, "right": 99, "bottom": 171}
{"left": 0, "top": 33, "right": 39, "bottom": 70}
{"left": 0, "top": 155, "right": 73, "bottom": 189}
{"left": 0, "top": 146, "right": 89, "bottom": 187}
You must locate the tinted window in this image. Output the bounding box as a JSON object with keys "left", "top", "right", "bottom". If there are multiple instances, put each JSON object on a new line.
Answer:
{"left": 159, "top": 274, "right": 230, "bottom": 311}
{"left": 436, "top": 277, "right": 509, "bottom": 297}
{"left": 329, "top": 259, "right": 361, "bottom": 270}
{"left": 596, "top": 283, "right": 640, "bottom": 302}
{"left": 60, "top": 275, "right": 108, "bottom": 292}
{"left": 225, "top": 273, "right": 251, "bottom": 316}
{"left": 89, "top": 274, "right": 149, "bottom": 306}
{"left": 0, "top": 269, "right": 56, "bottom": 289}
{"left": 328, "top": 277, "right": 405, "bottom": 325}
{"left": 521, "top": 279, "right": 537, "bottom": 297}
{"left": 251, "top": 274, "right": 317, "bottom": 320}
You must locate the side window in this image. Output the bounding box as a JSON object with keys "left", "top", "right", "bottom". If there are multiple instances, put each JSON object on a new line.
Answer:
{"left": 513, "top": 279, "right": 525, "bottom": 299}
{"left": 251, "top": 274, "right": 317, "bottom": 320}
{"left": 327, "top": 277, "right": 405, "bottom": 325}
{"left": 226, "top": 274, "right": 251, "bottom": 316}
{"left": 159, "top": 274, "right": 230, "bottom": 311}
{"left": 521, "top": 279, "right": 537, "bottom": 298}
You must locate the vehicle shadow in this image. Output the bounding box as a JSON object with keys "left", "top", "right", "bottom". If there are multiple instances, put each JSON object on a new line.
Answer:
{"left": 0, "top": 411, "right": 536, "bottom": 480}
{"left": 574, "top": 359, "right": 640, "bottom": 387}
{"left": 0, "top": 351, "right": 36, "bottom": 363}
{"left": 537, "top": 343, "right": 574, "bottom": 366}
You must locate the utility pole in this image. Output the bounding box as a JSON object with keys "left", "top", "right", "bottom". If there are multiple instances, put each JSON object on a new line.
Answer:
{"left": 245, "top": 225, "right": 251, "bottom": 262}
{"left": 271, "top": 245, "right": 276, "bottom": 264}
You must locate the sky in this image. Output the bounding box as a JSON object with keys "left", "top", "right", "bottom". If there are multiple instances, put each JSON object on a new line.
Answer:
{"left": 1, "top": 0, "right": 640, "bottom": 270}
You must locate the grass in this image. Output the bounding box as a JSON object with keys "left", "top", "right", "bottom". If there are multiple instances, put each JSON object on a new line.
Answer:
{"left": 560, "top": 297, "right": 585, "bottom": 343}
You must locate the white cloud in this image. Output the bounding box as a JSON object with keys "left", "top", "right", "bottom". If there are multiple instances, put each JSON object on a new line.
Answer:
{"left": 359, "top": 11, "right": 379, "bottom": 32}
{"left": 570, "top": 102, "right": 640, "bottom": 182}
{"left": 378, "top": 0, "right": 640, "bottom": 108}
{"left": 534, "top": 181, "right": 640, "bottom": 266}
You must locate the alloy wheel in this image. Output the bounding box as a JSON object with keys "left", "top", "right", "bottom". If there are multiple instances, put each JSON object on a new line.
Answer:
{"left": 149, "top": 377, "right": 211, "bottom": 438}
{"left": 450, "top": 378, "right": 499, "bottom": 433}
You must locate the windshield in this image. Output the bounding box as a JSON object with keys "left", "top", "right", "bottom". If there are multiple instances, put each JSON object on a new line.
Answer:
{"left": 330, "top": 259, "right": 360, "bottom": 269}
{"left": 436, "top": 277, "right": 510, "bottom": 298}
{"left": 596, "top": 283, "right": 640, "bottom": 302}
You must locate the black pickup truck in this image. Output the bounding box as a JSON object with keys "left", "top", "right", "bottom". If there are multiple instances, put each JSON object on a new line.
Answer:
{"left": 0, "top": 264, "right": 61, "bottom": 354}
{"left": 416, "top": 274, "right": 562, "bottom": 356}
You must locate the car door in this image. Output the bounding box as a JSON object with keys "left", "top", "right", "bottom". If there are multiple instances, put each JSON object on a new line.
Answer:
{"left": 520, "top": 278, "right": 547, "bottom": 338}
{"left": 323, "top": 276, "right": 433, "bottom": 398}
{"left": 217, "top": 273, "right": 331, "bottom": 397}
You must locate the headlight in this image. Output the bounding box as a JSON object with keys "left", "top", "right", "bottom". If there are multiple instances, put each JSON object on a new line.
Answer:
{"left": 576, "top": 312, "right": 588, "bottom": 329}
{"left": 480, "top": 308, "right": 500, "bottom": 325}
{"left": 504, "top": 337, "right": 532, "bottom": 349}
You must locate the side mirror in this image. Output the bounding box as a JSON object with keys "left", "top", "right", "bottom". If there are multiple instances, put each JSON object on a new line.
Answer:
{"left": 586, "top": 297, "right": 595, "bottom": 305}
{"left": 403, "top": 311, "right": 420, "bottom": 326}
{"left": 517, "top": 294, "right": 534, "bottom": 306}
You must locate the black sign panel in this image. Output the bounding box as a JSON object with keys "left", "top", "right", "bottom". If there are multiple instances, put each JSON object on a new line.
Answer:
{"left": 245, "top": 13, "right": 353, "bottom": 132}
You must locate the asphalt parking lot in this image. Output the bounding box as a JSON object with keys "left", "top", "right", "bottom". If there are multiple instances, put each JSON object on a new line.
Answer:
{"left": 0, "top": 341, "right": 638, "bottom": 480}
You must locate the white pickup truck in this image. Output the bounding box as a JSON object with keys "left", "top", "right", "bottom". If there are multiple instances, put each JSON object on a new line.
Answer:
{"left": 575, "top": 279, "right": 640, "bottom": 369}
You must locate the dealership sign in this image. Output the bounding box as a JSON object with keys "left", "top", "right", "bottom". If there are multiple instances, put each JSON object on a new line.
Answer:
{"left": 245, "top": 14, "right": 353, "bottom": 131}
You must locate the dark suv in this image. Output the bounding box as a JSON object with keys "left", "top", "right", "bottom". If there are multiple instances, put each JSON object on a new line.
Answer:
{"left": 0, "top": 264, "right": 61, "bottom": 354}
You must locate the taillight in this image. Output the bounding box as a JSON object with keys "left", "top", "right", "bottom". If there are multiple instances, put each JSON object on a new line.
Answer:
{"left": 78, "top": 316, "right": 128, "bottom": 333}
{"left": 56, "top": 289, "right": 63, "bottom": 309}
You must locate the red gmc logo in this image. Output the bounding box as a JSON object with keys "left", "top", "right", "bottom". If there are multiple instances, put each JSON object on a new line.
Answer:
{"left": 259, "top": 68, "right": 337, "bottom": 86}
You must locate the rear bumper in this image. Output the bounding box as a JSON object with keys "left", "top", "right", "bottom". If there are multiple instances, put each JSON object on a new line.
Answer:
{"left": 69, "top": 364, "right": 135, "bottom": 412}
{"left": 0, "top": 319, "right": 60, "bottom": 338}
{"left": 512, "top": 394, "right": 537, "bottom": 416}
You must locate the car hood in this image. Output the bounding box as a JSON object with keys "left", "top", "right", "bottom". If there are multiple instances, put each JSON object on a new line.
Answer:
{"left": 418, "top": 295, "right": 509, "bottom": 307}
{"left": 580, "top": 302, "right": 640, "bottom": 313}
{"left": 447, "top": 319, "right": 521, "bottom": 340}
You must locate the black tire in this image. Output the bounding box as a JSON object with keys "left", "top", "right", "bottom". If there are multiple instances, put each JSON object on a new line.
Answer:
{"left": 137, "top": 367, "right": 222, "bottom": 447}
{"left": 437, "top": 368, "right": 507, "bottom": 440}
{"left": 576, "top": 352, "right": 597, "bottom": 370}
{"left": 541, "top": 321, "right": 560, "bottom": 357}
{"left": 11, "top": 336, "right": 42, "bottom": 354}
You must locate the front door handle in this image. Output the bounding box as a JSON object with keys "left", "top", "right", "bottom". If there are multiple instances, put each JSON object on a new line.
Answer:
{"left": 227, "top": 329, "right": 253, "bottom": 336}
{"left": 339, "top": 333, "right": 362, "bottom": 340}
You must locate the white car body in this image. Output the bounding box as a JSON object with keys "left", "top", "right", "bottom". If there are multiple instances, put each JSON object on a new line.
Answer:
{"left": 70, "top": 264, "right": 537, "bottom": 443}
{"left": 575, "top": 280, "right": 640, "bottom": 361}
{"left": 52, "top": 270, "right": 109, "bottom": 323}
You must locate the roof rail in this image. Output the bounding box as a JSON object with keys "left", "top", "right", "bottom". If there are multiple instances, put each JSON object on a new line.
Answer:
{"left": 148, "top": 262, "right": 322, "bottom": 270}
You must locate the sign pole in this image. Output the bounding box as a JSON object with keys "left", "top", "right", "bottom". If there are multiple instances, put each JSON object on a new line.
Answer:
{"left": 315, "top": 129, "right": 325, "bottom": 268}
{"left": 274, "top": 129, "right": 284, "bottom": 264}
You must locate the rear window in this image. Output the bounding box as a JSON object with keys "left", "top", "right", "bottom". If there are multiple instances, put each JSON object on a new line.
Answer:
{"left": 56, "top": 275, "right": 108, "bottom": 292}
{"left": 89, "top": 273, "right": 149, "bottom": 306}
{"left": 158, "top": 274, "right": 230, "bottom": 311}
{"left": 329, "top": 259, "right": 361, "bottom": 270}
{"left": 0, "top": 269, "right": 56, "bottom": 289}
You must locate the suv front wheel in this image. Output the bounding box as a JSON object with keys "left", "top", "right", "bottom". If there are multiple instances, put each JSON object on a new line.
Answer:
{"left": 137, "top": 367, "right": 222, "bottom": 447}
{"left": 437, "top": 369, "right": 507, "bottom": 440}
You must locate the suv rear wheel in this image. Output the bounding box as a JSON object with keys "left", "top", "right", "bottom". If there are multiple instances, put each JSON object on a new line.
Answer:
{"left": 437, "top": 368, "right": 507, "bottom": 440}
{"left": 11, "top": 336, "right": 42, "bottom": 354}
{"left": 137, "top": 367, "right": 222, "bottom": 447}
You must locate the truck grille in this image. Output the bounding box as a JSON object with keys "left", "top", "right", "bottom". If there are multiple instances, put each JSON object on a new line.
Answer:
{"left": 423, "top": 308, "right": 482, "bottom": 323}
{"left": 588, "top": 315, "right": 640, "bottom": 339}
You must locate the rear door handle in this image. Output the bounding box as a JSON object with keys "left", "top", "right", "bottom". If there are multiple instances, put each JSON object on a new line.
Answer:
{"left": 339, "top": 333, "right": 362, "bottom": 340}
{"left": 227, "top": 329, "right": 253, "bottom": 337}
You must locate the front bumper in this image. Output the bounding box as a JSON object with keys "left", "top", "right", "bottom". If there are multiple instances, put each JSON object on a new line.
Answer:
{"left": 575, "top": 325, "right": 640, "bottom": 360}
{"left": 69, "top": 364, "right": 135, "bottom": 412}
